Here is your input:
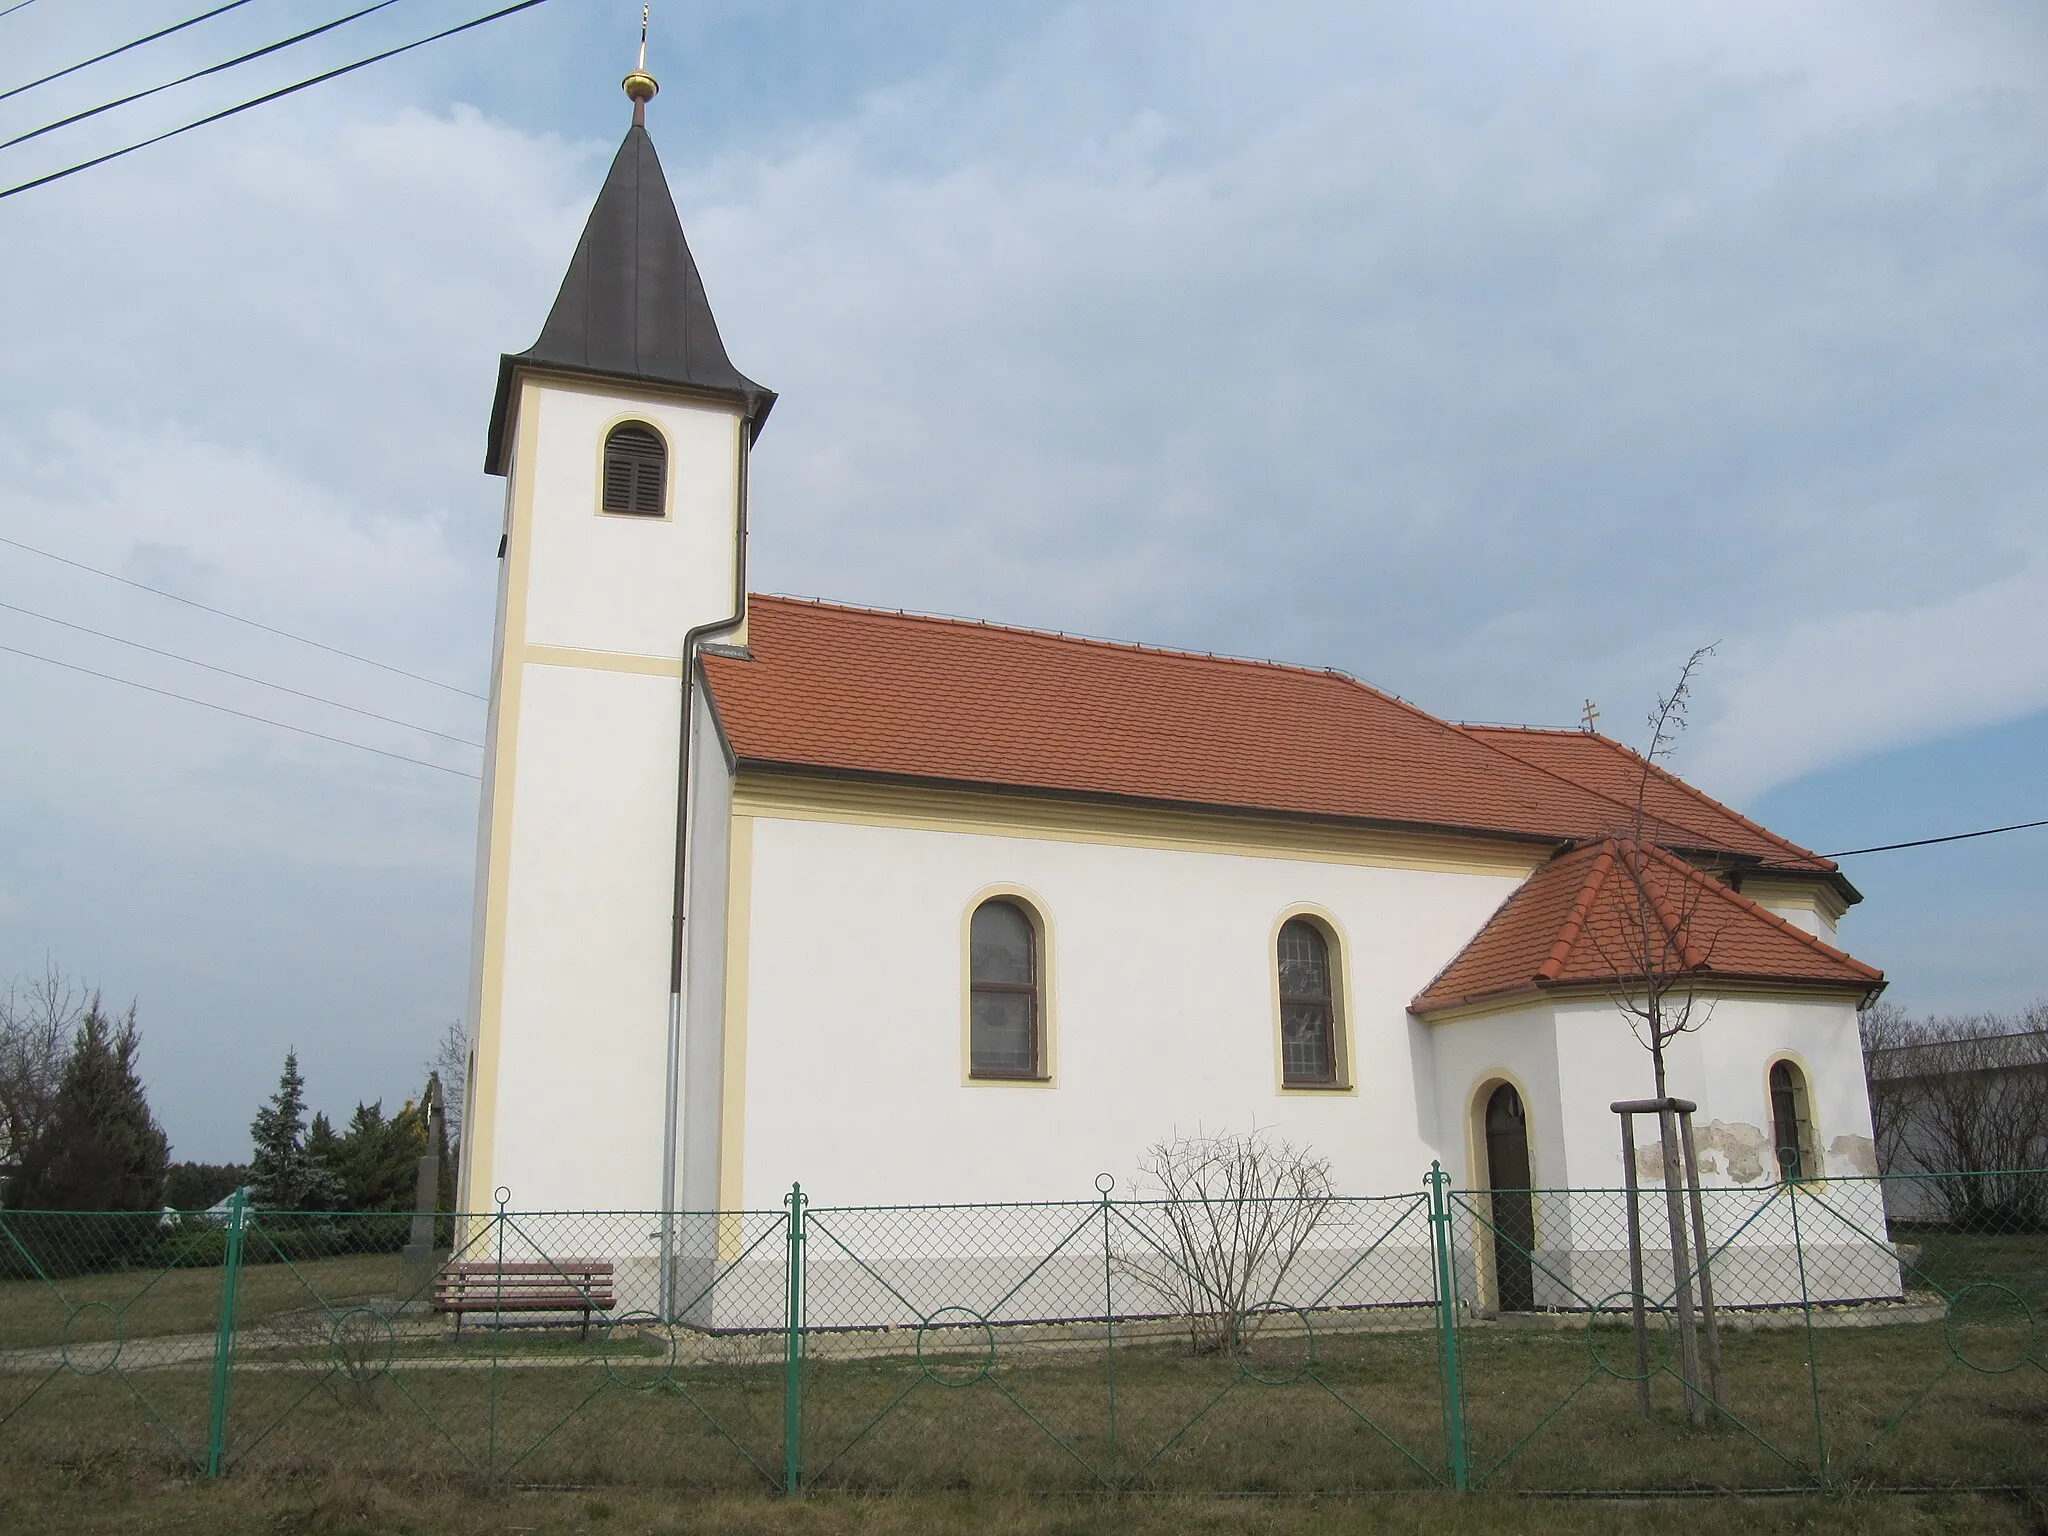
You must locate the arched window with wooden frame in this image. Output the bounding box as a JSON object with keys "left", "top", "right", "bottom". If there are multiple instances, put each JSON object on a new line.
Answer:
{"left": 601, "top": 422, "right": 667, "bottom": 516}
{"left": 969, "top": 898, "right": 1042, "bottom": 1079}
{"left": 1276, "top": 917, "right": 1343, "bottom": 1087}
{"left": 1769, "top": 1059, "right": 1817, "bottom": 1181}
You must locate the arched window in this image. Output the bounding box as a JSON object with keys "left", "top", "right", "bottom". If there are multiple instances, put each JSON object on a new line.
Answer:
{"left": 970, "top": 899, "right": 1040, "bottom": 1078}
{"left": 1769, "top": 1060, "right": 1816, "bottom": 1180}
{"left": 601, "top": 423, "right": 666, "bottom": 515}
{"left": 1277, "top": 918, "right": 1340, "bottom": 1086}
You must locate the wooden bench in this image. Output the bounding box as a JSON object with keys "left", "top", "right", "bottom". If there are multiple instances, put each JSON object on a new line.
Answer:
{"left": 433, "top": 1259, "right": 615, "bottom": 1338}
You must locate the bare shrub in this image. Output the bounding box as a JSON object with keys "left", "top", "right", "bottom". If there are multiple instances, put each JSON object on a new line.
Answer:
{"left": 1864, "top": 1002, "right": 2048, "bottom": 1230}
{"left": 1123, "top": 1126, "right": 1334, "bottom": 1354}
{"left": 0, "top": 964, "right": 88, "bottom": 1198}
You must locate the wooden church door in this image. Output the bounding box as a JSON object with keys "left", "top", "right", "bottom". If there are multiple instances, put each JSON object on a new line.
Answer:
{"left": 1484, "top": 1084, "right": 1536, "bottom": 1311}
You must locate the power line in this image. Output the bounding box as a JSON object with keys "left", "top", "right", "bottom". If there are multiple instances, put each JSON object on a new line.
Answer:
{"left": 0, "top": 0, "right": 259, "bottom": 105}
{"left": 1826, "top": 819, "right": 2048, "bottom": 859}
{"left": 2, "top": 0, "right": 411, "bottom": 155}
{"left": 0, "top": 598, "right": 482, "bottom": 746}
{"left": 0, "top": 0, "right": 559, "bottom": 201}
{"left": 0, "top": 641, "right": 479, "bottom": 779}
{"left": 0, "top": 1, "right": 45, "bottom": 22}
{"left": 0, "top": 534, "right": 486, "bottom": 701}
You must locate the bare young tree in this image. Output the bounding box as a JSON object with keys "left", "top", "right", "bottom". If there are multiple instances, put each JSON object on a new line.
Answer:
{"left": 1595, "top": 645, "right": 1721, "bottom": 1095}
{"left": 425, "top": 1019, "right": 468, "bottom": 1148}
{"left": 0, "top": 964, "right": 88, "bottom": 1195}
{"left": 1586, "top": 647, "right": 1728, "bottom": 1425}
{"left": 1123, "top": 1125, "right": 1335, "bottom": 1354}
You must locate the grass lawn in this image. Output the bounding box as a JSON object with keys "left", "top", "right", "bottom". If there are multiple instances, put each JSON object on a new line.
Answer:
{"left": 1, "top": 1459, "right": 2040, "bottom": 1536}
{"left": 1, "top": 1226, "right": 2042, "bottom": 1515}
{"left": 2, "top": 1312, "right": 2041, "bottom": 1498}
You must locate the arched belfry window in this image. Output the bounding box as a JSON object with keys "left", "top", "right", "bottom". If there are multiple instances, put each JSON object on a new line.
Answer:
{"left": 1277, "top": 918, "right": 1340, "bottom": 1086}
{"left": 601, "top": 423, "right": 666, "bottom": 516}
{"left": 1770, "top": 1060, "right": 1816, "bottom": 1180}
{"left": 969, "top": 899, "right": 1041, "bottom": 1078}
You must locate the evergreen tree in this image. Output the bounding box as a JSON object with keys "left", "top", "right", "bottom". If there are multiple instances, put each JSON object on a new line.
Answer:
{"left": 334, "top": 1099, "right": 425, "bottom": 1212}
{"left": 9, "top": 1001, "right": 168, "bottom": 1214}
{"left": 304, "top": 1111, "right": 343, "bottom": 1210}
{"left": 248, "top": 1051, "right": 343, "bottom": 1211}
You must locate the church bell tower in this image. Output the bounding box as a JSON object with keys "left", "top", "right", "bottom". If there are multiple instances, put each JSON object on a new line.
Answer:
{"left": 460, "top": 56, "right": 772, "bottom": 1213}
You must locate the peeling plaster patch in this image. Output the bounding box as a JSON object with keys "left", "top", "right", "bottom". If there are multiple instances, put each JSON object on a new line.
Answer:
{"left": 1698, "top": 1121, "right": 1771, "bottom": 1184}
{"left": 1630, "top": 1120, "right": 1770, "bottom": 1185}
{"left": 1829, "top": 1135, "right": 1879, "bottom": 1176}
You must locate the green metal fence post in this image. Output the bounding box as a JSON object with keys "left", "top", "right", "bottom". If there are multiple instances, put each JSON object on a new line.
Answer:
{"left": 489, "top": 1187, "right": 508, "bottom": 1481}
{"left": 783, "top": 1182, "right": 806, "bottom": 1496}
{"left": 203, "top": 1189, "right": 247, "bottom": 1478}
{"left": 1787, "top": 1178, "right": 1830, "bottom": 1487}
{"left": 1426, "top": 1163, "right": 1469, "bottom": 1492}
{"left": 1098, "top": 1173, "right": 1119, "bottom": 1488}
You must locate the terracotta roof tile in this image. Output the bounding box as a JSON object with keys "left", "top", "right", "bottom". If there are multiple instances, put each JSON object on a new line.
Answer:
{"left": 704, "top": 597, "right": 1818, "bottom": 863}
{"left": 1457, "top": 726, "right": 1833, "bottom": 874}
{"left": 1410, "top": 840, "right": 1882, "bottom": 1015}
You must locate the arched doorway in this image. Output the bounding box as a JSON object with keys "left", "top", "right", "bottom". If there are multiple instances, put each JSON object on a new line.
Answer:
{"left": 1484, "top": 1083, "right": 1536, "bottom": 1312}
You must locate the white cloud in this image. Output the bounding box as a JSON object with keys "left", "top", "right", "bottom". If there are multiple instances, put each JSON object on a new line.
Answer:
{"left": 0, "top": 1, "right": 2043, "bottom": 1150}
{"left": 1691, "top": 546, "right": 2048, "bottom": 802}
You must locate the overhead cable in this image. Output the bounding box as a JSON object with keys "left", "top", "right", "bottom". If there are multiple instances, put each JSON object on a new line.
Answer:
{"left": 0, "top": 0, "right": 259, "bottom": 104}
{"left": 0, "top": 641, "right": 479, "bottom": 779}
{"left": 0, "top": 0, "right": 558, "bottom": 200}
{"left": 2, "top": 0, "right": 410, "bottom": 154}
{"left": 0, "top": 534, "right": 486, "bottom": 700}
{"left": 0, "top": 598, "right": 482, "bottom": 746}
{"left": 0, "top": 1, "right": 46, "bottom": 22}
{"left": 1826, "top": 819, "right": 2048, "bottom": 858}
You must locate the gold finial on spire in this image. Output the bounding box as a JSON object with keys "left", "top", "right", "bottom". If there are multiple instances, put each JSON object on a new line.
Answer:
{"left": 623, "top": 5, "right": 657, "bottom": 126}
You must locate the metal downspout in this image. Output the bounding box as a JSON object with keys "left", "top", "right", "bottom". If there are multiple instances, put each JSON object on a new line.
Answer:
{"left": 659, "top": 412, "right": 752, "bottom": 1319}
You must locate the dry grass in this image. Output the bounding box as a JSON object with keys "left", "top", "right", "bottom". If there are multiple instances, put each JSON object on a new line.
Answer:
{"left": 3, "top": 1451, "right": 2043, "bottom": 1536}
{"left": 2, "top": 1312, "right": 2041, "bottom": 1500}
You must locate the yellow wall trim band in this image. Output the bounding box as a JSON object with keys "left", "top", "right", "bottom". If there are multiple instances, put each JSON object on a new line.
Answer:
{"left": 732, "top": 771, "right": 1548, "bottom": 878}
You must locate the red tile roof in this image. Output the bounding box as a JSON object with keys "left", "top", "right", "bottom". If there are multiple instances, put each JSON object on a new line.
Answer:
{"left": 1457, "top": 726, "right": 1832, "bottom": 874}
{"left": 1410, "top": 840, "right": 1882, "bottom": 1016}
{"left": 703, "top": 597, "right": 1823, "bottom": 868}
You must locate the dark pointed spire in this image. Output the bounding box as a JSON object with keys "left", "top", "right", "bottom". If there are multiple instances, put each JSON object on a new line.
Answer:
{"left": 486, "top": 106, "right": 774, "bottom": 474}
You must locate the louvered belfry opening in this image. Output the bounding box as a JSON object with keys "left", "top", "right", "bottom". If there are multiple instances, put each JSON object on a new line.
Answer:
{"left": 601, "top": 423, "right": 667, "bottom": 515}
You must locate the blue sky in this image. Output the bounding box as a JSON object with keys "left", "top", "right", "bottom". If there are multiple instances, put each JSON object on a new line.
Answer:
{"left": 0, "top": 1, "right": 2043, "bottom": 1163}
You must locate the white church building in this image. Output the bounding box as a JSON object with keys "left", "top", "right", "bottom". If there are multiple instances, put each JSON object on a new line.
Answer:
{"left": 455, "top": 80, "right": 1886, "bottom": 1231}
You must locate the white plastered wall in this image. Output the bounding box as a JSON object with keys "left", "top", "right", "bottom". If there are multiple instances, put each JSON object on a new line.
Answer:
{"left": 678, "top": 681, "right": 735, "bottom": 1214}
{"left": 488, "top": 664, "right": 681, "bottom": 1210}
{"left": 1428, "top": 991, "right": 1888, "bottom": 1308}
{"left": 464, "top": 376, "right": 744, "bottom": 1214}
{"left": 720, "top": 814, "right": 1527, "bottom": 1207}
{"left": 520, "top": 384, "right": 739, "bottom": 657}
{"left": 1430, "top": 993, "right": 1879, "bottom": 1192}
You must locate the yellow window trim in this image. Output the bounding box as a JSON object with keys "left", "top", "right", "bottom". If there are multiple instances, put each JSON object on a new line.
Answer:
{"left": 1763, "top": 1049, "right": 1824, "bottom": 1187}
{"left": 1268, "top": 904, "right": 1357, "bottom": 1095}
{"left": 960, "top": 884, "right": 1057, "bottom": 1088}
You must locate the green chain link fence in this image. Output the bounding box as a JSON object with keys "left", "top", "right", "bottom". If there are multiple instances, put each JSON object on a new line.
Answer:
{"left": 0, "top": 1168, "right": 2039, "bottom": 1494}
